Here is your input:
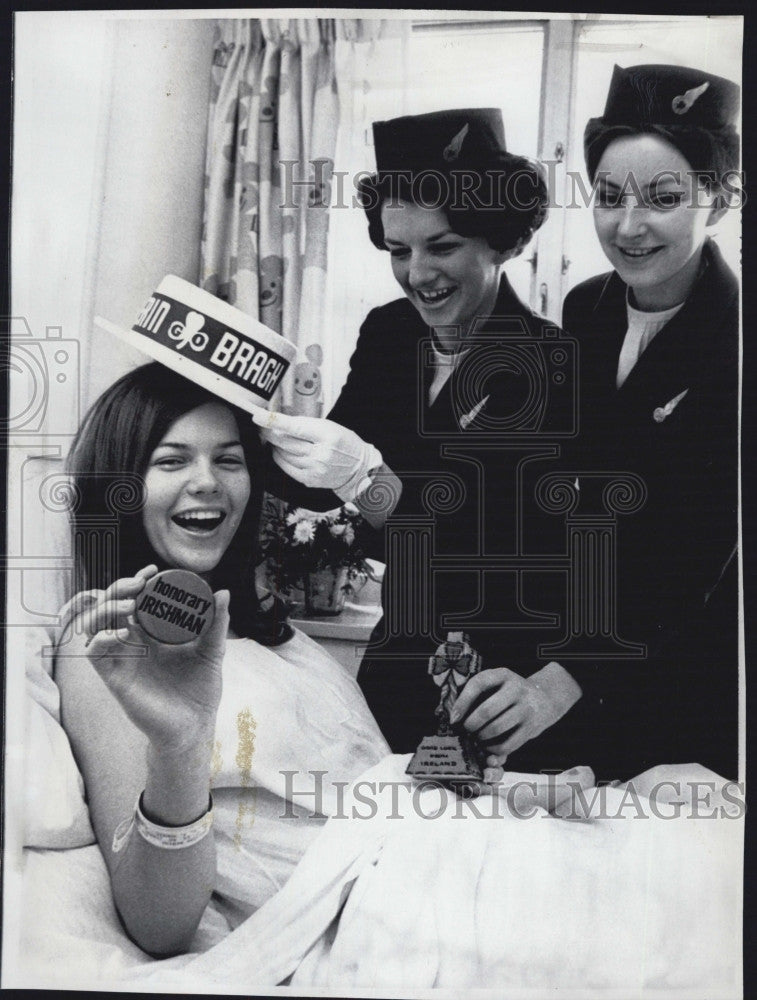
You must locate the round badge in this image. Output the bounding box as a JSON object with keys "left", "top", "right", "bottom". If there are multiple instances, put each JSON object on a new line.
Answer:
{"left": 135, "top": 569, "right": 215, "bottom": 645}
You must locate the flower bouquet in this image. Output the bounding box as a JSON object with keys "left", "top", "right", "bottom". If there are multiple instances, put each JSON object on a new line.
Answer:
{"left": 257, "top": 496, "right": 374, "bottom": 615}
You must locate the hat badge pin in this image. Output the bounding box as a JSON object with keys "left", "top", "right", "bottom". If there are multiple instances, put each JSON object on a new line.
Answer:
{"left": 672, "top": 81, "right": 709, "bottom": 115}
{"left": 168, "top": 310, "right": 209, "bottom": 353}
{"left": 443, "top": 123, "right": 469, "bottom": 162}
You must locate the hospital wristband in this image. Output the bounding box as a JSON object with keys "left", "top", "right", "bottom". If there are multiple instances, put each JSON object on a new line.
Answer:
{"left": 112, "top": 793, "right": 214, "bottom": 853}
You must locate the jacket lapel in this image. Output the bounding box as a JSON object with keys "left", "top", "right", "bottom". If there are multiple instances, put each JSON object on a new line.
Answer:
{"left": 438, "top": 273, "right": 538, "bottom": 432}
{"left": 586, "top": 240, "right": 736, "bottom": 429}
{"left": 615, "top": 243, "right": 735, "bottom": 422}
{"left": 616, "top": 315, "right": 694, "bottom": 421}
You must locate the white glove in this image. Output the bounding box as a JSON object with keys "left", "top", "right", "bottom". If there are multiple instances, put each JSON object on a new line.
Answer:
{"left": 251, "top": 408, "right": 383, "bottom": 501}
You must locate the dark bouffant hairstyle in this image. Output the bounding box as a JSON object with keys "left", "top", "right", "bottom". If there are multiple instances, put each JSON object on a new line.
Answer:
{"left": 357, "top": 154, "right": 549, "bottom": 259}
{"left": 584, "top": 120, "right": 741, "bottom": 194}
{"left": 66, "top": 361, "right": 291, "bottom": 645}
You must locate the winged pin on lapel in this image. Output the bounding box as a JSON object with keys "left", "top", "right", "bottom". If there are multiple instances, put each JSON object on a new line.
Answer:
{"left": 653, "top": 388, "right": 689, "bottom": 423}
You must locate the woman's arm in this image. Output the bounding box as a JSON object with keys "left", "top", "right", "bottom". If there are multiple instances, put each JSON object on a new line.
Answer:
{"left": 258, "top": 307, "right": 406, "bottom": 524}
{"left": 55, "top": 569, "right": 227, "bottom": 956}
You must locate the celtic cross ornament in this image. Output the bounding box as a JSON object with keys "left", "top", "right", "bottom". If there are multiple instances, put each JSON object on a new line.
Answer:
{"left": 406, "top": 632, "right": 488, "bottom": 788}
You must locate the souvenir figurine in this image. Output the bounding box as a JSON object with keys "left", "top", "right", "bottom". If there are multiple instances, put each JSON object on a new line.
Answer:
{"left": 406, "top": 632, "right": 487, "bottom": 785}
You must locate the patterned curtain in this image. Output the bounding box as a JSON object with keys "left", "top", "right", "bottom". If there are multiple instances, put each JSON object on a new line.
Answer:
{"left": 201, "top": 19, "right": 341, "bottom": 414}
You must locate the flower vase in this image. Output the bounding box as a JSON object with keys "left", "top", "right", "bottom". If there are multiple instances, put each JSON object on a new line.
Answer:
{"left": 304, "top": 566, "right": 350, "bottom": 616}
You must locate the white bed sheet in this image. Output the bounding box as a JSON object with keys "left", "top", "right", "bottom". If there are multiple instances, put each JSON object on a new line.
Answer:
{"left": 6, "top": 758, "right": 744, "bottom": 998}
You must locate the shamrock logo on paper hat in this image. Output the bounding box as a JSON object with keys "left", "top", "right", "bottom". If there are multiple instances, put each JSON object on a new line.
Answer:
{"left": 95, "top": 276, "right": 297, "bottom": 414}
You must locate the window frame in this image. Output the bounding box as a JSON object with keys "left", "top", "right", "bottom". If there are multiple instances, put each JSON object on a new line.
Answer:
{"left": 412, "top": 15, "right": 578, "bottom": 322}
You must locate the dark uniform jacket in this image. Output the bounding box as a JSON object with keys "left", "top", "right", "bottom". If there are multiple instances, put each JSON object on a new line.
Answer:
{"left": 558, "top": 238, "right": 739, "bottom": 780}
{"left": 271, "top": 274, "right": 592, "bottom": 764}
{"left": 270, "top": 246, "right": 738, "bottom": 781}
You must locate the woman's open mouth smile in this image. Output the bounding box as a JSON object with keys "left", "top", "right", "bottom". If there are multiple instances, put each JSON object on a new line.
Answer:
{"left": 615, "top": 245, "right": 664, "bottom": 261}
{"left": 171, "top": 509, "right": 227, "bottom": 535}
{"left": 416, "top": 286, "right": 456, "bottom": 307}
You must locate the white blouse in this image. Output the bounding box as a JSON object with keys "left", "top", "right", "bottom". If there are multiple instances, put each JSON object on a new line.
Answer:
{"left": 616, "top": 297, "right": 685, "bottom": 388}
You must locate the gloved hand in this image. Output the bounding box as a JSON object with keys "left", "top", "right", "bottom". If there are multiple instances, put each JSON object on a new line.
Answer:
{"left": 251, "top": 408, "right": 383, "bottom": 501}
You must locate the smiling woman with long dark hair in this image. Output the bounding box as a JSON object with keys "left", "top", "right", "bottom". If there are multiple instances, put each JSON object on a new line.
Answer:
{"left": 55, "top": 360, "right": 388, "bottom": 957}
{"left": 66, "top": 362, "right": 276, "bottom": 643}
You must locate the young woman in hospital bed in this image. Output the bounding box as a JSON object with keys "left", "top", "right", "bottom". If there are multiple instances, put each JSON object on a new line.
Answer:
{"left": 9, "top": 352, "right": 740, "bottom": 995}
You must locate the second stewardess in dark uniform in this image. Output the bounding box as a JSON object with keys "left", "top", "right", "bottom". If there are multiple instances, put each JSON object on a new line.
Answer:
{"left": 560, "top": 64, "right": 741, "bottom": 779}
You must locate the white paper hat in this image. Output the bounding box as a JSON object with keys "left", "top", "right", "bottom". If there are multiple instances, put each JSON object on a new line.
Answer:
{"left": 95, "top": 276, "right": 297, "bottom": 414}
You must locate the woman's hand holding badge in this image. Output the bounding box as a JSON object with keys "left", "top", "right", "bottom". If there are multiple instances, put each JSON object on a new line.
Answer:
{"left": 67, "top": 565, "right": 229, "bottom": 753}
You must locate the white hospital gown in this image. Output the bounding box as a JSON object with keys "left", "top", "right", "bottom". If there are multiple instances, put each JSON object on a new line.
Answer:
{"left": 209, "top": 629, "right": 389, "bottom": 924}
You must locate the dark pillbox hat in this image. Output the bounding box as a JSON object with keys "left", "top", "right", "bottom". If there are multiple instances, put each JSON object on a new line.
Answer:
{"left": 372, "top": 108, "right": 508, "bottom": 175}
{"left": 601, "top": 64, "right": 740, "bottom": 128}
